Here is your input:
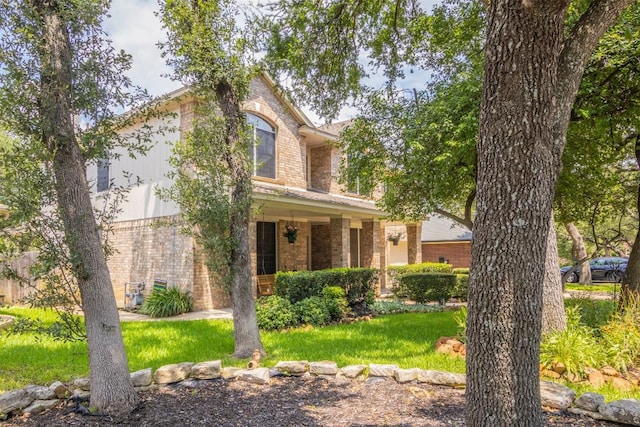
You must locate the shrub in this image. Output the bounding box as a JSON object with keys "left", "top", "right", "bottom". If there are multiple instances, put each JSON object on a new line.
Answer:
{"left": 540, "top": 306, "right": 606, "bottom": 376}
{"left": 387, "top": 262, "right": 452, "bottom": 292}
{"left": 255, "top": 296, "right": 297, "bottom": 331}
{"left": 451, "top": 268, "right": 469, "bottom": 275}
{"left": 294, "top": 296, "right": 331, "bottom": 326}
{"left": 395, "top": 273, "right": 456, "bottom": 304}
{"left": 275, "top": 268, "right": 378, "bottom": 308}
{"left": 139, "top": 287, "right": 193, "bottom": 318}
{"left": 452, "top": 274, "right": 469, "bottom": 301}
{"left": 322, "top": 286, "right": 350, "bottom": 321}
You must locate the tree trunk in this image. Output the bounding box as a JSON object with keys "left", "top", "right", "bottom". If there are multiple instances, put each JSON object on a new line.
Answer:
{"left": 468, "top": 0, "right": 633, "bottom": 424}
{"left": 35, "top": 0, "right": 137, "bottom": 413}
{"left": 542, "top": 218, "right": 566, "bottom": 334}
{"left": 466, "top": 1, "right": 567, "bottom": 425}
{"left": 565, "top": 222, "right": 591, "bottom": 284}
{"left": 621, "top": 136, "right": 640, "bottom": 302}
{"left": 215, "top": 81, "right": 265, "bottom": 358}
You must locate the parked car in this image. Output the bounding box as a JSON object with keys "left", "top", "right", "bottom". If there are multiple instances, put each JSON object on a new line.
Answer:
{"left": 560, "top": 257, "right": 628, "bottom": 283}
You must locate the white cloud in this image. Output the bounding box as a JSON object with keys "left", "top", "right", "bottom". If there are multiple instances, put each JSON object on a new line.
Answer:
{"left": 104, "top": 0, "right": 180, "bottom": 97}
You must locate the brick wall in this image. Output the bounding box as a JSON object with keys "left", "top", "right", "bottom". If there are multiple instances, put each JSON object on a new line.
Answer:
{"left": 108, "top": 216, "right": 232, "bottom": 310}
{"left": 244, "top": 77, "right": 307, "bottom": 189}
{"left": 422, "top": 242, "right": 471, "bottom": 269}
{"left": 309, "top": 146, "right": 332, "bottom": 191}
{"left": 278, "top": 220, "right": 309, "bottom": 272}
{"left": 107, "top": 216, "right": 195, "bottom": 308}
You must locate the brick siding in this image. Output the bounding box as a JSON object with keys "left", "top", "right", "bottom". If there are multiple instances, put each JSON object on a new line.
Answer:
{"left": 422, "top": 242, "right": 471, "bottom": 269}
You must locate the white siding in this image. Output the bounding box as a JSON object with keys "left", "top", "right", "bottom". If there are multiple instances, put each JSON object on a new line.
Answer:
{"left": 88, "top": 111, "right": 181, "bottom": 222}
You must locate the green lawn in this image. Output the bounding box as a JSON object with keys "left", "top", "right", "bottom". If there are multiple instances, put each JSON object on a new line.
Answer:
{"left": 565, "top": 283, "right": 619, "bottom": 293}
{"left": 2, "top": 304, "right": 639, "bottom": 403}
{"left": 0, "top": 307, "right": 463, "bottom": 393}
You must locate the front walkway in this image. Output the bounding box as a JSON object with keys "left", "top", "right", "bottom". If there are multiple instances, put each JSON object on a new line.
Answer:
{"left": 118, "top": 308, "right": 233, "bottom": 322}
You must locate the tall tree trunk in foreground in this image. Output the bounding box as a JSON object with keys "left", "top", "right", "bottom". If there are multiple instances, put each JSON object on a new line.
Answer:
{"left": 215, "top": 81, "right": 265, "bottom": 358}
{"left": 543, "top": 219, "right": 566, "bottom": 334}
{"left": 467, "top": 0, "right": 633, "bottom": 424}
{"left": 35, "top": 0, "right": 137, "bottom": 413}
{"left": 467, "top": 3, "right": 564, "bottom": 423}
{"left": 621, "top": 136, "right": 640, "bottom": 303}
{"left": 565, "top": 222, "right": 592, "bottom": 284}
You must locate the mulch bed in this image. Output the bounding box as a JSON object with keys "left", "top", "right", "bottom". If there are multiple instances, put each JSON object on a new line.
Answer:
{"left": 3, "top": 375, "right": 624, "bottom": 426}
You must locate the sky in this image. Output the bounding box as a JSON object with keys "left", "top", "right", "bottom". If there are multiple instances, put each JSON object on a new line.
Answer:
{"left": 104, "top": 0, "right": 434, "bottom": 125}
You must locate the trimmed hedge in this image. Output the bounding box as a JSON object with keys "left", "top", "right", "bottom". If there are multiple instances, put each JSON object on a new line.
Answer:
{"left": 387, "top": 262, "right": 452, "bottom": 291}
{"left": 274, "top": 268, "right": 378, "bottom": 308}
{"left": 397, "top": 273, "right": 457, "bottom": 304}
{"left": 452, "top": 273, "right": 469, "bottom": 301}
{"left": 452, "top": 268, "right": 469, "bottom": 275}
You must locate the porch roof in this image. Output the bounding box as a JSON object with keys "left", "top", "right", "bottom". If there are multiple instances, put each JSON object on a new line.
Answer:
{"left": 253, "top": 181, "right": 384, "bottom": 219}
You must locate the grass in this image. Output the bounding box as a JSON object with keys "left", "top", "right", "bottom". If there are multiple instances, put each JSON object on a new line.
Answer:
{"left": 2, "top": 303, "right": 639, "bottom": 403}
{"left": 565, "top": 283, "right": 620, "bottom": 293}
{"left": 0, "top": 307, "right": 463, "bottom": 394}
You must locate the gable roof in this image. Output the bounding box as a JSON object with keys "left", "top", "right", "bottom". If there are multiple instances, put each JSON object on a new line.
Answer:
{"left": 422, "top": 215, "right": 472, "bottom": 242}
{"left": 160, "top": 73, "right": 315, "bottom": 128}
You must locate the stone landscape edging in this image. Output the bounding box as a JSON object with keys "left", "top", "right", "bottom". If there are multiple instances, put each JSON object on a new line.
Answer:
{"left": 1, "top": 360, "right": 640, "bottom": 426}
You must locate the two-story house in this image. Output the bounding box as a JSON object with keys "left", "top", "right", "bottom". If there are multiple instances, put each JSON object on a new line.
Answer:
{"left": 90, "top": 74, "right": 424, "bottom": 310}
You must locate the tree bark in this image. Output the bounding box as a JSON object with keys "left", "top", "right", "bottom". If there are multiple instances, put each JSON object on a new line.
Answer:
{"left": 34, "top": 0, "right": 137, "bottom": 413}
{"left": 621, "top": 136, "right": 640, "bottom": 301}
{"left": 467, "top": 3, "right": 565, "bottom": 425}
{"left": 468, "top": 0, "right": 634, "bottom": 425}
{"left": 543, "top": 218, "right": 566, "bottom": 334}
{"left": 215, "top": 81, "right": 265, "bottom": 359}
{"left": 565, "top": 222, "right": 591, "bottom": 284}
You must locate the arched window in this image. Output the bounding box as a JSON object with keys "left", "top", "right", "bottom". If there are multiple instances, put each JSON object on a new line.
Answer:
{"left": 246, "top": 113, "right": 276, "bottom": 179}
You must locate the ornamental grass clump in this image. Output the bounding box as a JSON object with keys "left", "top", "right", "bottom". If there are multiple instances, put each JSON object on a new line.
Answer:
{"left": 139, "top": 287, "right": 193, "bottom": 318}
{"left": 600, "top": 294, "right": 640, "bottom": 373}
{"left": 540, "top": 306, "right": 606, "bottom": 376}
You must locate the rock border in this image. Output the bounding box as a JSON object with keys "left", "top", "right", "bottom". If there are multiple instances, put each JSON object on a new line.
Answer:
{"left": 1, "top": 360, "right": 639, "bottom": 426}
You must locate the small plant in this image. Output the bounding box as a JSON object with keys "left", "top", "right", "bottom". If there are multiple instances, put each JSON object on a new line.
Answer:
{"left": 256, "top": 296, "right": 297, "bottom": 330}
{"left": 600, "top": 294, "right": 640, "bottom": 372}
{"left": 540, "top": 306, "right": 606, "bottom": 376}
{"left": 283, "top": 224, "right": 298, "bottom": 242}
{"left": 139, "top": 287, "right": 193, "bottom": 318}
{"left": 453, "top": 306, "right": 467, "bottom": 342}
{"left": 387, "top": 231, "right": 405, "bottom": 245}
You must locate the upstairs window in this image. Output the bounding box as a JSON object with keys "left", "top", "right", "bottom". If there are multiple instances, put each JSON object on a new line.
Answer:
{"left": 247, "top": 113, "right": 276, "bottom": 179}
{"left": 97, "top": 156, "right": 109, "bottom": 192}
{"left": 346, "top": 152, "right": 369, "bottom": 196}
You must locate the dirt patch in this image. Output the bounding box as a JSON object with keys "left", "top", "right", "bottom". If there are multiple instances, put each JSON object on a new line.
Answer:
{"left": 4, "top": 376, "right": 622, "bottom": 426}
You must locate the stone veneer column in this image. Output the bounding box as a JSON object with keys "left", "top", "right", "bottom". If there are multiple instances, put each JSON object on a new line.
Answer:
{"left": 330, "top": 217, "right": 351, "bottom": 268}
{"left": 406, "top": 223, "right": 423, "bottom": 265}
{"left": 361, "top": 220, "right": 380, "bottom": 269}
{"left": 249, "top": 220, "right": 257, "bottom": 297}
{"left": 362, "top": 220, "right": 381, "bottom": 295}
